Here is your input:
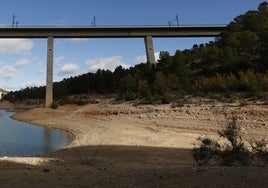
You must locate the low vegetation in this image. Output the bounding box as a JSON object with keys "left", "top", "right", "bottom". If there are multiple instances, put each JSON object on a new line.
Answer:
{"left": 193, "top": 116, "right": 268, "bottom": 166}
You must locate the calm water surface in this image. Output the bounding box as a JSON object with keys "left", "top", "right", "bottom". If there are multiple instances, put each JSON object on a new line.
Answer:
{"left": 0, "top": 110, "right": 72, "bottom": 157}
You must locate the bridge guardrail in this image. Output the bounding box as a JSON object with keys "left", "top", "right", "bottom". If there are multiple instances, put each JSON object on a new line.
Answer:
{"left": 1, "top": 24, "right": 227, "bottom": 29}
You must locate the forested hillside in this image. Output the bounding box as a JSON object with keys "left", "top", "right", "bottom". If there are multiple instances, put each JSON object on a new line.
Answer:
{"left": 4, "top": 2, "right": 268, "bottom": 104}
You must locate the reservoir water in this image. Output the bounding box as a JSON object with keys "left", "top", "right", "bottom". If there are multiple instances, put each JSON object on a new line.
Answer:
{"left": 0, "top": 109, "right": 72, "bottom": 157}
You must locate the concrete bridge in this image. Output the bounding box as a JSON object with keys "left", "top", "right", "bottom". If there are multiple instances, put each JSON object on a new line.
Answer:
{"left": 0, "top": 25, "right": 226, "bottom": 107}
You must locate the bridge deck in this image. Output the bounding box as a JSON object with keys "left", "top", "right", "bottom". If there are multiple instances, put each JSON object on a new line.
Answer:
{"left": 0, "top": 26, "right": 226, "bottom": 38}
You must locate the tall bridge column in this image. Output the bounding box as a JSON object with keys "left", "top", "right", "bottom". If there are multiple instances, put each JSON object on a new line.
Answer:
{"left": 45, "top": 37, "right": 54, "bottom": 107}
{"left": 144, "top": 36, "right": 155, "bottom": 64}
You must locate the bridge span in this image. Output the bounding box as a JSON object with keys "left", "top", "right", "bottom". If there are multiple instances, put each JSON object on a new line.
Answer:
{"left": 0, "top": 25, "right": 225, "bottom": 38}
{"left": 0, "top": 25, "right": 226, "bottom": 107}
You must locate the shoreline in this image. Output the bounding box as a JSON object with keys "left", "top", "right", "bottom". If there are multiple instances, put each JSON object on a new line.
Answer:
{"left": 7, "top": 99, "right": 268, "bottom": 151}
{"left": 0, "top": 108, "right": 75, "bottom": 158}
{"left": 3, "top": 98, "right": 268, "bottom": 152}
{"left": 11, "top": 105, "right": 81, "bottom": 149}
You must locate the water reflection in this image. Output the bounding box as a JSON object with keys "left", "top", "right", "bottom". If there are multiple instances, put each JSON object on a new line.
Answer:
{"left": 0, "top": 110, "right": 71, "bottom": 157}
{"left": 43, "top": 129, "right": 52, "bottom": 154}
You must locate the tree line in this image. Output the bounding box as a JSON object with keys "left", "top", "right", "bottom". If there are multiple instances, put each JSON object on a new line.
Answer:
{"left": 4, "top": 2, "right": 268, "bottom": 104}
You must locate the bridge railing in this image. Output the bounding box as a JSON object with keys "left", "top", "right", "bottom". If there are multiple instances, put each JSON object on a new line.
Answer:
{"left": 1, "top": 24, "right": 227, "bottom": 29}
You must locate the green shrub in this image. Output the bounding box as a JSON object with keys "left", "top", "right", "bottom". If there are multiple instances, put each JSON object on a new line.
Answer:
{"left": 74, "top": 100, "right": 87, "bottom": 106}
{"left": 161, "top": 93, "right": 172, "bottom": 104}
{"left": 59, "top": 97, "right": 74, "bottom": 105}
{"left": 239, "top": 70, "right": 263, "bottom": 97}
{"left": 145, "top": 90, "right": 155, "bottom": 104}
{"left": 124, "top": 90, "right": 137, "bottom": 101}
{"left": 50, "top": 102, "right": 59, "bottom": 109}
{"left": 239, "top": 98, "right": 248, "bottom": 106}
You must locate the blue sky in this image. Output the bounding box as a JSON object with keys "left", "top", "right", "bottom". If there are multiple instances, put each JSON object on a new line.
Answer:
{"left": 0, "top": 0, "right": 264, "bottom": 91}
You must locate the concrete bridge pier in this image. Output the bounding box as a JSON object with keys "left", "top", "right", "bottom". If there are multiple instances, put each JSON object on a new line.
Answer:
{"left": 45, "top": 37, "right": 54, "bottom": 107}
{"left": 144, "top": 36, "right": 156, "bottom": 64}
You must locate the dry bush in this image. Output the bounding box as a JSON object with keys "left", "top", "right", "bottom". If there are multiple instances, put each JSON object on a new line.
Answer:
{"left": 193, "top": 116, "right": 268, "bottom": 166}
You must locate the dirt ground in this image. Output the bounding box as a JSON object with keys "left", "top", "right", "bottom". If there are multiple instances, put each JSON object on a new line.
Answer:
{"left": 0, "top": 97, "right": 267, "bottom": 187}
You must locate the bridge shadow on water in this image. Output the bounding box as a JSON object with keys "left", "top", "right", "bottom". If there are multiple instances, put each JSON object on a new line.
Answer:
{"left": 0, "top": 145, "right": 268, "bottom": 187}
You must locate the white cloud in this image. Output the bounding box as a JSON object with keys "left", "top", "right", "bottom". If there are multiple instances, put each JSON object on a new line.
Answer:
{"left": 0, "top": 84, "right": 13, "bottom": 91}
{"left": 154, "top": 52, "right": 160, "bottom": 62}
{"left": 134, "top": 52, "right": 160, "bottom": 64}
{"left": 0, "top": 39, "right": 34, "bottom": 55}
{"left": 0, "top": 65, "right": 17, "bottom": 80}
{"left": 58, "top": 63, "right": 79, "bottom": 75}
{"left": 85, "top": 56, "right": 130, "bottom": 72}
{"left": 0, "top": 80, "right": 45, "bottom": 92}
{"left": 37, "top": 68, "right": 46, "bottom": 75}
{"left": 15, "top": 59, "right": 31, "bottom": 68}
{"left": 0, "top": 58, "right": 31, "bottom": 82}
{"left": 134, "top": 55, "right": 147, "bottom": 64}
{"left": 55, "top": 56, "right": 65, "bottom": 65}
{"left": 66, "top": 38, "right": 89, "bottom": 43}
{"left": 19, "top": 80, "right": 45, "bottom": 89}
